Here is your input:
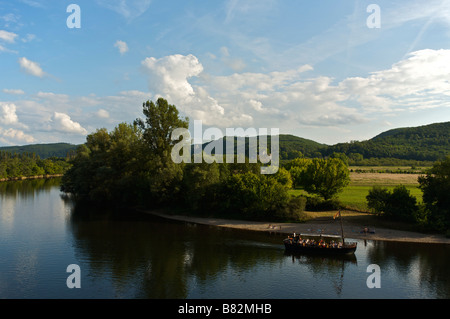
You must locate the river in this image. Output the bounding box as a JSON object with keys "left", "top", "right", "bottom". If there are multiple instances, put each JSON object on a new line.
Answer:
{"left": 0, "top": 178, "right": 449, "bottom": 299}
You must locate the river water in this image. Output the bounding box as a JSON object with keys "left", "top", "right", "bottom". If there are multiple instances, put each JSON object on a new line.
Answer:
{"left": 0, "top": 178, "right": 449, "bottom": 299}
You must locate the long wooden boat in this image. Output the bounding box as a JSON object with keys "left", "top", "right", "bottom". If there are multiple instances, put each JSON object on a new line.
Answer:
{"left": 283, "top": 238, "right": 357, "bottom": 255}
{"left": 283, "top": 210, "right": 357, "bottom": 255}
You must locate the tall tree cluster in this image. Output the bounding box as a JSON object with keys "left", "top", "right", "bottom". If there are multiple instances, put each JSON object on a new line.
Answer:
{"left": 60, "top": 98, "right": 306, "bottom": 221}
{"left": 61, "top": 98, "right": 188, "bottom": 205}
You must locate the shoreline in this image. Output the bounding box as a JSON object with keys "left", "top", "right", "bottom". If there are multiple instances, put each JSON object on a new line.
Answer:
{"left": 142, "top": 210, "right": 450, "bottom": 245}
{"left": 0, "top": 174, "right": 63, "bottom": 182}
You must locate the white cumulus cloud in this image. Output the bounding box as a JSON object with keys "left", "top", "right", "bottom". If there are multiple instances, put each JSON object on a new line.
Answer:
{"left": 141, "top": 54, "right": 240, "bottom": 126}
{"left": 51, "top": 112, "right": 88, "bottom": 135}
{"left": 0, "top": 103, "right": 19, "bottom": 125}
{"left": 0, "top": 128, "right": 35, "bottom": 144}
{"left": 139, "top": 49, "right": 450, "bottom": 135}
{"left": 340, "top": 49, "right": 450, "bottom": 111}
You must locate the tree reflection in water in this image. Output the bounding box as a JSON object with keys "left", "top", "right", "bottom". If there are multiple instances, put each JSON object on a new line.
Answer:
{"left": 67, "top": 201, "right": 450, "bottom": 299}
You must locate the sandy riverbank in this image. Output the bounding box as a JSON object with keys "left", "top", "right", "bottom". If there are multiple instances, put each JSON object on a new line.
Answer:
{"left": 143, "top": 210, "right": 450, "bottom": 245}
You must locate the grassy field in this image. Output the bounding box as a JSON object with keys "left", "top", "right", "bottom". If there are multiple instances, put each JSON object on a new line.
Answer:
{"left": 290, "top": 170, "right": 424, "bottom": 212}
{"left": 341, "top": 172, "right": 423, "bottom": 211}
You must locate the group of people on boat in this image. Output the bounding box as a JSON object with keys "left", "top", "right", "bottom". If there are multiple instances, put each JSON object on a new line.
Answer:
{"left": 284, "top": 233, "right": 343, "bottom": 249}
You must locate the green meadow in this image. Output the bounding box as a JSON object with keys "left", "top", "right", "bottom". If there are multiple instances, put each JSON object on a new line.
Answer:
{"left": 289, "top": 170, "right": 425, "bottom": 212}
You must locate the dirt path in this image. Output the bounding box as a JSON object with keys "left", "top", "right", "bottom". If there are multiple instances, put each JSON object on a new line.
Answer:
{"left": 143, "top": 210, "right": 450, "bottom": 245}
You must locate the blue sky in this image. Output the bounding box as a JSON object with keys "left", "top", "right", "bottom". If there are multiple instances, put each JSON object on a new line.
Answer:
{"left": 1, "top": 0, "right": 450, "bottom": 146}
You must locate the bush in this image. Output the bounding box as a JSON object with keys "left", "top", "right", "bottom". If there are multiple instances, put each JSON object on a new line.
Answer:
{"left": 384, "top": 185, "right": 418, "bottom": 222}
{"left": 366, "top": 185, "right": 418, "bottom": 223}
{"left": 305, "top": 196, "right": 342, "bottom": 211}
{"left": 366, "top": 186, "right": 390, "bottom": 215}
{"left": 218, "top": 172, "right": 292, "bottom": 221}
{"left": 274, "top": 195, "right": 307, "bottom": 222}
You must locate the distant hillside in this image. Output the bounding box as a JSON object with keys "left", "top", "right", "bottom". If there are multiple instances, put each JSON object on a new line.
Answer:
{"left": 198, "top": 122, "right": 449, "bottom": 162}
{"left": 0, "top": 143, "right": 79, "bottom": 159}
{"left": 1, "top": 121, "right": 449, "bottom": 162}
{"left": 322, "top": 122, "right": 450, "bottom": 161}
{"left": 198, "top": 134, "right": 327, "bottom": 160}
{"left": 278, "top": 134, "right": 327, "bottom": 159}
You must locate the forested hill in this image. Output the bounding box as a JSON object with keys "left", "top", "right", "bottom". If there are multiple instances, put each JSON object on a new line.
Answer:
{"left": 198, "top": 122, "right": 449, "bottom": 162}
{"left": 0, "top": 143, "right": 78, "bottom": 159}
{"left": 198, "top": 134, "right": 327, "bottom": 160}
{"left": 278, "top": 134, "right": 327, "bottom": 159}
{"left": 1, "top": 121, "right": 449, "bottom": 162}
{"left": 322, "top": 121, "right": 450, "bottom": 161}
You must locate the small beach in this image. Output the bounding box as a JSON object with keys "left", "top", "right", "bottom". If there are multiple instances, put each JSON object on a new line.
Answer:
{"left": 144, "top": 210, "right": 450, "bottom": 245}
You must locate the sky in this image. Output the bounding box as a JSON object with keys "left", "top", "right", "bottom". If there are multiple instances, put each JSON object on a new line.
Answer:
{"left": 1, "top": 0, "right": 450, "bottom": 146}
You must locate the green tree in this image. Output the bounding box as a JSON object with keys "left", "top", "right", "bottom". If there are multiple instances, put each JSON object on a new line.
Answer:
{"left": 348, "top": 152, "right": 363, "bottom": 163}
{"left": 60, "top": 144, "right": 93, "bottom": 200}
{"left": 0, "top": 162, "right": 6, "bottom": 179}
{"left": 418, "top": 156, "right": 450, "bottom": 231}
{"left": 366, "top": 186, "right": 390, "bottom": 215}
{"left": 366, "top": 185, "right": 419, "bottom": 222}
{"left": 271, "top": 167, "right": 293, "bottom": 189}
{"left": 330, "top": 152, "right": 349, "bottom": 166}
{"left": 219, "top": 172, "right": 292, "bottom": 221}
{"left": 61, "top": 128, "right": 113, "bottom": 201}
{"left": 61, "top": 98, "right": 189, "bottom": 206}
{"left": 134, "top": 98, "right": 189, "bottom": 158}
{"left": 134, "top": 98, "right": 189, "bottom": 204}
{"left": 182, "top": 160, "right": 221, "bottom": 212}
{"left": 302, "top": 158, "right": 350, "bottom": 200}
{"left": 285, "top": 158, "right": 311, "bottom": 188}
{"left": 384, "top": 185, "right": 418, "bottom": 222}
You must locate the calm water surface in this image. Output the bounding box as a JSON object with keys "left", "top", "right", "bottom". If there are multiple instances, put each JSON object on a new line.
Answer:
{"left": 0, "top": 179, "right": 449, "bottom": 299}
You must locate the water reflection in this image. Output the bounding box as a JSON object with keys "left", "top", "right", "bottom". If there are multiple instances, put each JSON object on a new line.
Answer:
{"left": 0, "top": 178, "right": 61, "bottom": 231}
{"left": 68, "top": 203, "right": 286, "bottom": 298}
{"left": 284, "top": 252, "right": 357, "bottom": 297}
{"left": 0, "top": 178, "right": 59, "bottom": 198}
{"left": 1, "top": 179, "right": 449, "bottom": 299}
{"left": 365, "top": 240, "right": 450, "bottom": 298}
{"left": 68, "top": 201, "right": 450, "bottom": 299}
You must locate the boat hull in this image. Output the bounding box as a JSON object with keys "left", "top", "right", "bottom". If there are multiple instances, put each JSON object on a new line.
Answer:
{"left": 283, "top": 241, "right": 357, "bottom": 255}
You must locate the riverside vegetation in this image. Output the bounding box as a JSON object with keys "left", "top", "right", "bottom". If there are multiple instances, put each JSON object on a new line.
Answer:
{"left": 57, "top": 98, "right": 450, "bottom": 236}
{"left": 2, "top": 98, "right": 447, "bottom": 235}
{"left": 0, "top": 151, "right": 71, "bottom": 181}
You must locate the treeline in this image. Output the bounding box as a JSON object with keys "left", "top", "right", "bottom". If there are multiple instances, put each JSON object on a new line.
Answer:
{"left": 61, "top": 98, "right": 351, "bottom": 222}
{"left": 210, "top": 133, "right": 446, "bottom": 165}
{"left": 0, "top": 151, "right": 71, "bottom": 180}
{"left": 273, "top": 121, "right": 450, "bottom": 162}
{"left": 322, "top": 140, "right": 447, "bottom": 162}
{"left": 0, "top": 143, "right": 78, "bottom": 159}
{"left": 321, "top": 122, "right": 450, "bottom": 162}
